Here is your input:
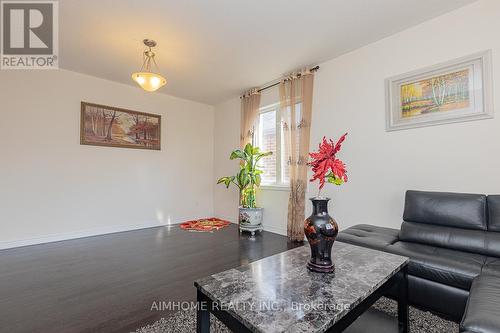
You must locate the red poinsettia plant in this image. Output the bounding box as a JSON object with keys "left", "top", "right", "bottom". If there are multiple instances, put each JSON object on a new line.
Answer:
{"left": 308, "top": 133, "right": 348, "bottom": 195}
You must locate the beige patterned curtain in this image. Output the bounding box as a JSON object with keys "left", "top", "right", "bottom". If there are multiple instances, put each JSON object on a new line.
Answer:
{"left": 240, "top": 88, "right": 261, "bottom": 148}
{"left": 280, "top": 70, "right": 314, "bottom": 242}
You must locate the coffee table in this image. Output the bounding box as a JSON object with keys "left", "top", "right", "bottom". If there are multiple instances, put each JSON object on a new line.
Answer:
{"left": 195, "top": 242, "right": 409, "bottom": 333}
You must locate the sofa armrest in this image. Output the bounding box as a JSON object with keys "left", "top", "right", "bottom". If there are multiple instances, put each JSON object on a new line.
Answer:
{"left": 460, "top": 274, "right": 500, "bottom": 333}
{"left": 337, "top": 224, "right": 399, "bottom": 252}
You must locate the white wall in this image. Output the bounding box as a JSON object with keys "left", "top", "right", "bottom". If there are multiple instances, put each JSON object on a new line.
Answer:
{"left": 213, "top": 97, "right": 240, "bottom": 222}
{"left": 0, "top": 69, "right": 214, "bottom": 249}
{"left": 214, "top": 0, "right": 500, "bottom": 234}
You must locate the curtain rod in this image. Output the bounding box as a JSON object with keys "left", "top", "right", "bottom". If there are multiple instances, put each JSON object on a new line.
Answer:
{"left": 256, "top": 65, "right": 320, "bottom": 93}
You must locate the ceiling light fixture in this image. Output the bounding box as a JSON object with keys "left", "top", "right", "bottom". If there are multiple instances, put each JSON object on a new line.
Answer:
{"left": 132, "top": 39, "right": 167, "bottom": 92}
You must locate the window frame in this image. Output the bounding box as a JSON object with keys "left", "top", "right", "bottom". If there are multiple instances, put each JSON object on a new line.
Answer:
{"left": 255, "top": 102, "right": 289, "bottom": 190}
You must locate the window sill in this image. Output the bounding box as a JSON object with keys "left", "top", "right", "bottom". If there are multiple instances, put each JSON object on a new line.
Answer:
{"left": 259, "top": 184, "right": 290, "bottom": 191}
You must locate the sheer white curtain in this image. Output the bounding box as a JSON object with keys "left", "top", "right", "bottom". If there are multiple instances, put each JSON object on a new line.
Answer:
{"left": 280, "top": 70, "right": 314, "bottom": 241}
{"left": 240, "top": 88, "right": 261, "bottom": 148}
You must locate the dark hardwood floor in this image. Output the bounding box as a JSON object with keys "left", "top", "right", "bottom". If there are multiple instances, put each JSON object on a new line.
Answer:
{"left": 0, "top": 224, "right": 299, "bottom": 333}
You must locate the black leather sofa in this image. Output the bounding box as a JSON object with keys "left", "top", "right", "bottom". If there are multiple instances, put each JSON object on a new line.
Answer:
{"left": 337, "top": 190, "right": 500, "bottom": 333}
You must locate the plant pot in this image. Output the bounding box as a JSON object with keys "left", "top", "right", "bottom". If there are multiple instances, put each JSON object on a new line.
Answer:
{"left": 304, "top": 197, "right": 339, "bottom": 273}
{"left": 239, "top": 207, "right": 263, "bottom": 236}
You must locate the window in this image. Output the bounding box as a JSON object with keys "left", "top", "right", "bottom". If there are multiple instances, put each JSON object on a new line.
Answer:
{"left": 257, "top": 107, "right": 278, "bottom": 185}
{"left": 255, "top": 102, "right": 301, "bottom": 187}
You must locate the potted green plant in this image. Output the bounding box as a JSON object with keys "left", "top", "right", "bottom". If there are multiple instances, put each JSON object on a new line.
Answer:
{"left": 217, "top": 143, "right": 272, "bottom": 235}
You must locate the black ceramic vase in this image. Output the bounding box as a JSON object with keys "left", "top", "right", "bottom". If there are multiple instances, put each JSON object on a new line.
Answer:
{"left": 304, "top": 197, "right": 339, "bottom": 273}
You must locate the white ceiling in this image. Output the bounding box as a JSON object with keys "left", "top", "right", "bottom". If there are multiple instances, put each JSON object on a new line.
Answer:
{"left": 60, "top": 0, "right": 476, "bottom": 105}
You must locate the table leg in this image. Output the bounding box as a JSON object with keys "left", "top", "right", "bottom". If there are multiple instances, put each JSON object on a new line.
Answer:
{"left": 197, "top": 290, "right": 210, "bottom": 333}
{"left": 398, "top": 266, "right": 409, "bottom": 333}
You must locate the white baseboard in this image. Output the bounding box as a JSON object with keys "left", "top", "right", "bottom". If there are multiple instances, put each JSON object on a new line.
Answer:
{"left": 0, "top": 221, "right": 170, "bottom": 250}
{"left": 263, "top": 224, "right": 287, "bottom": 236}
{"left": 215, "top": 214, "right": 287, "bottom": 236}
{"left": 216, "top": 214, "right": 238, "bottom": 224}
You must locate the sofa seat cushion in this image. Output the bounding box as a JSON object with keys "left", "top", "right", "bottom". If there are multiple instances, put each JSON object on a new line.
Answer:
{"left": 481, "top": 257, "right": 500, "bottom": 277}
{"left": 337, "top": 224, "right": 399, "bottom": 252}
{"left": 385, "top": 241, "right": 485, "bottom": 290}
{"left": 460, "top": 274, "right": 500, "bottom": 333}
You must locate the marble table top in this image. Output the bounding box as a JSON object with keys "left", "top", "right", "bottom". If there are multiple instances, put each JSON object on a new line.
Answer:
{"left": 195, "top": 241, "right": 409, "bottom": 333}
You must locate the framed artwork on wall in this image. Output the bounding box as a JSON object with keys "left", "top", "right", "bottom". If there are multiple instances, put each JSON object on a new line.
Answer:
{"left": 385, "top": 50, "right": 493, "bottom": 131}
{"left": 80, "top": 102, "right": 161, "bottom": 150}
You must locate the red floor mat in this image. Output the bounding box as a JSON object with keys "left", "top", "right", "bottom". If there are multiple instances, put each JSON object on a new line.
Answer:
{"left": 179, "top": 218, "right": 232, "bottom": 232}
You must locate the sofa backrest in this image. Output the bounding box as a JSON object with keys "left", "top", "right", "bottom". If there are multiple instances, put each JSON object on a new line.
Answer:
{"left": 402, "top": 190, "right": 488, "bottom": 230}
{"left": 488, "top": 195, "right": 500, "bottom": 232}
{"left": 399, "top": 190, "right": 500, "bottom": 257}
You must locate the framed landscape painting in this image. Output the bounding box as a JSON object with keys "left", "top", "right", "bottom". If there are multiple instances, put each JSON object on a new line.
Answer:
{"left": 385, "top": 50, "right": 493, "bottom": 131}
{"left": 80, "top": 102, "right": 161, "bottom": 150}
